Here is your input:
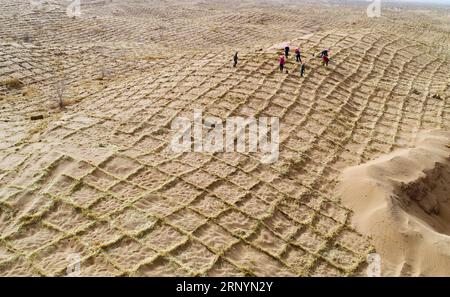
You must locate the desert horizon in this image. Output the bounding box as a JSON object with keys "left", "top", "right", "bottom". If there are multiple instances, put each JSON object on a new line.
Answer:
{"left": 0, "top": 0, "right": 449, "bottom": 278}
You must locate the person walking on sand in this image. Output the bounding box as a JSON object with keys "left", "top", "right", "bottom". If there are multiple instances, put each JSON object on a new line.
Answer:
{"left": 284, "top": 46, "right": 290, "bottom": 58}
{"left": 233, "top": 52, "right": 238, "bottom": 67}
{"left": 295, "top": 48, "right": 301, "bottom": 63}
{"left": 319, "top": 48, "right": 330, "bottom": 66}
{"left": 300, "top": 62, "right": 306, "bottom": 77}
{"left": 279, "top": 54, "right": 286, "bottom": 72}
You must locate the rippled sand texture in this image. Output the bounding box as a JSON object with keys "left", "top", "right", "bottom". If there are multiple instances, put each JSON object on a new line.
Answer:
{"left": 0, "top": 0, "right": 449, "bottom": 276}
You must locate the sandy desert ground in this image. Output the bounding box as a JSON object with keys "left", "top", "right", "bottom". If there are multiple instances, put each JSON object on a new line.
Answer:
{"left": 0, "top": 0, "right": 449, "bottom": 276}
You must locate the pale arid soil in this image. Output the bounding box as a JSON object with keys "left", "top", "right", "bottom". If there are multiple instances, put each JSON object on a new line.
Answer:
{"left": 0, "top": 0, "right": 449, "bottom": 276}
{"left": 339, "top": 130, "right": 450, "bottom": 276}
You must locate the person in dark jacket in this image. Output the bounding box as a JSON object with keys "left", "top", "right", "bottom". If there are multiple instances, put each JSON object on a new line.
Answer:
{"left": 233, "top": 52, "right": 238, "bottom": 67}
{"left": 284, "top": 46, "right": 290, "bottom": 58}
{"left": 300, "top": 62, "right": 306, "bottom": 77}
{"left": 320, "top": 48, "right": 329, "bottom": 58}
{"left": 295, "top": 48, "right": 302, "bottom": 62}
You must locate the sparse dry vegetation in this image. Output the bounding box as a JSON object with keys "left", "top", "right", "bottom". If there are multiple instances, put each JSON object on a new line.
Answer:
{"left": 51, "top": 59, "right": 67, "bottom": 109}
{"left": 1, "top": 77, "right": 24, "bottom": 89}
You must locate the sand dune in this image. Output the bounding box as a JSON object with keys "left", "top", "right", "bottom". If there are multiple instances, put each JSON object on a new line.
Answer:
{"left": 339, "top": 130, "right": 450, "bottom": 276}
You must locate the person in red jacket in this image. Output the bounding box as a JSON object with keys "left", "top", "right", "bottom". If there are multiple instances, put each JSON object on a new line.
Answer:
{"left": 322, "top": 55, "right": 329, "bottom": 66}
{"left": 319, "top": 48, "right": 330, "bottom": 66}
{"left": 279, "top": 55, "right": 286, "bottom": 72}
